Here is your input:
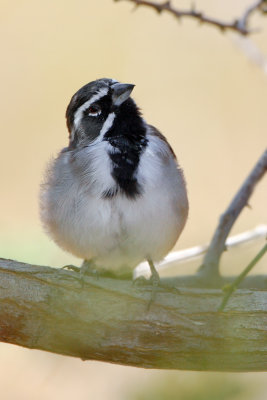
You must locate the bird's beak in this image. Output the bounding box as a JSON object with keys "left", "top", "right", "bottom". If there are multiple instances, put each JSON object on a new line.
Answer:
{"left": 111, "top": 83, "right": 135, "bottom": 106}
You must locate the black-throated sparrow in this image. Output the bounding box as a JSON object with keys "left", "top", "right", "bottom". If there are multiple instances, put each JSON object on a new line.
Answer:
{"left": 40, "top": 78, "right": 188, "bottom": 284}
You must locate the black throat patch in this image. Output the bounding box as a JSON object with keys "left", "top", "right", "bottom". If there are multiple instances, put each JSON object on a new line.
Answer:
{"left": 103, "top": 100, "right": 148, "bottom": 199}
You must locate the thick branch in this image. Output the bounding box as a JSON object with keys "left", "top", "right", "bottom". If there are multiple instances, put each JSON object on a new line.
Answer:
{"left": 0, "top": 258, "right": 266, "bottom": 371}
{"left": 114, "top": 0, "right": 266, "bottom": 35}
{"left": 199, "top": 149, "right": 267, "bottom": 278}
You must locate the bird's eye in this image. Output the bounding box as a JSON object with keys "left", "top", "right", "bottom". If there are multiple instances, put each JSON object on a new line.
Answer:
{"left": 87, "top": 104, "right": 101, "bottom": 117}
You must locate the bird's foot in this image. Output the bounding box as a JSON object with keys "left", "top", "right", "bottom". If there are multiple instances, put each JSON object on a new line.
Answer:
{"left": 79, "top": 260, "right": 99, "bottom": 288}
{"left": 61, "top": 260, "right": 98, "bottom": 288}
{"left": 61, "top": 262, "right": 98, "bottom": 278}
{"left": 133, "top": 274, "right": 166, "bottom": 310}
{"left": 135, "top": 260, "right": 180, "bottom": 310}
{"left": 148, "top": 266, "right": 160, "bottom": 309}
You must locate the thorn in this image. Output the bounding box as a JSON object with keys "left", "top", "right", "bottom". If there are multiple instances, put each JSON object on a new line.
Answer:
{"left": 163, "top": 0, "right": 171, "bottom": 7}
{"left": 198, "top": 17, "right": 204, "bottom": 25}
{"left": 223, "top": 244, "right": 228, "bottom": 252}
{"left": 233, "top": 18, "right": 240, "bottom": 27}
{"left": 235, "top": 19, "right": 247, "bottom": 35}
{"left": 246, "top": 203, "right": 252, "bottom": 209}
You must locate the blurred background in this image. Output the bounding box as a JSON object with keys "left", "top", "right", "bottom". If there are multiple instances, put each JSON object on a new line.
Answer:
{"left": 0, "top": 0, "right": 266, "bottom": 399}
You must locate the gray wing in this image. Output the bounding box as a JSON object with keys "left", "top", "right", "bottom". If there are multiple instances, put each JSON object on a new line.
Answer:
{"left": 147, "top": 124, "right": 177, "bottom": 159}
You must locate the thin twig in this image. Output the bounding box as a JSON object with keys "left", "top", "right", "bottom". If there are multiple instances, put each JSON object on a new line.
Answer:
{"left": 218, "top": 242, "right": 267, "bottom": 311}
{"left": 199, "top": 149, "right": 267, "bottom": 278}
{"left": 114, "top": 0, "right": 266, "bottom": 35}
{"left": 134, "top": 225, "right": 267, "bottom": 278}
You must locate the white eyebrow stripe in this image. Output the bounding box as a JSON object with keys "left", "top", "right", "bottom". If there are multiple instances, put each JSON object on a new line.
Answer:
{"left": 73, "top": 87, "right": 109, "bottom": 128}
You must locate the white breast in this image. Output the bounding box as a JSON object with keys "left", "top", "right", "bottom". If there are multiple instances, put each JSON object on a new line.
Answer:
{"left": 40, "top": 131, "right": 188, "bottom": 273}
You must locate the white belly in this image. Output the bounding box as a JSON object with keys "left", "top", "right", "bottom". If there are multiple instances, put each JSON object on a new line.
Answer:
{"left": 40, "top": 137, "right": 188, "bottom": 273}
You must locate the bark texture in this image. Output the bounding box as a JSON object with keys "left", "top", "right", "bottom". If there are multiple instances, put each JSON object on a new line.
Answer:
{"left": 0, "top": 258, "right": 266, "bottom": 371}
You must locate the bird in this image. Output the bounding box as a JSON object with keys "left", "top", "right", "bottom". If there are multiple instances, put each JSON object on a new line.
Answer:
{"left": 40, "top": 78, "right": 188, "bottom": 287}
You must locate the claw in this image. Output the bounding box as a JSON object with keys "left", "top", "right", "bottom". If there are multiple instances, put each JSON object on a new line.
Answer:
{"left": 61, "top": 261, "right": 98, "bottom": 289}
{"left": 61, "top": 264, "right": 80, "bottom": 273}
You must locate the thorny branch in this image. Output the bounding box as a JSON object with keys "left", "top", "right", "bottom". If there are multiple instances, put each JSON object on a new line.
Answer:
{"left": 114, "top": 0, "right": 267, "bottom": 35}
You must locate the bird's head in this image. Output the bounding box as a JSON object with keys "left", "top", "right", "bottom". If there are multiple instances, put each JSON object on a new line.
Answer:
{"left": 66, "top": 78, "right": 143, "bottom": 148}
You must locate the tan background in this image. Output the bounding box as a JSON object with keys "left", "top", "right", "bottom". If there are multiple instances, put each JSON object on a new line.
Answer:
{"left": 0, "top": 0, "right": 267, "bottom": 399}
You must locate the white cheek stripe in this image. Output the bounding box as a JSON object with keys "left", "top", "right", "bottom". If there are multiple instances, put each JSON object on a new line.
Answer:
{"left": 97, "top": 112, "right": 116, "bottom": 142}
{"left": 73, "top": 87, "right": 109, "bottom": 128}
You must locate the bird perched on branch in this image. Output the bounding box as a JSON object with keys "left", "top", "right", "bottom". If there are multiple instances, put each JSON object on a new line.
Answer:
{"left": 40, "top": 78, "right": 188, "bottom": 286}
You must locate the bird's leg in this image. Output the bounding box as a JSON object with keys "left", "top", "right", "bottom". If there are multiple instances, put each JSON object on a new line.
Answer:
{"left": 80, "top": 259, "right": 99, "bottom": 279}
{"left": 147, "top": 259, "right": 160, "bottom": 307}
{"left": 145, "top": 259, "right": 180, "bottom": 308}
{"left": 148, "top": 259, "right": 160, "bottom": 287}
